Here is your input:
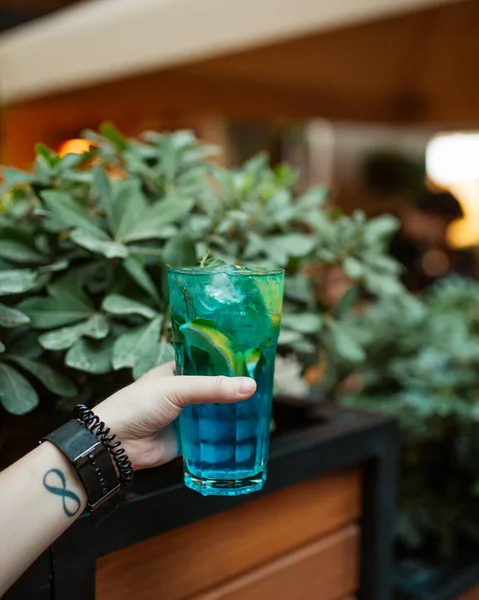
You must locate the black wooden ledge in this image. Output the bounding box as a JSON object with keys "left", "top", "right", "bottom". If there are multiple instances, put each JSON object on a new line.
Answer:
{"left": 6, "top": 407, "right": 398, "bottom": 600}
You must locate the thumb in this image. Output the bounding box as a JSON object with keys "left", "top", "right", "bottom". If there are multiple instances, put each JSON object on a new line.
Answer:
{"left": 163, "top": 375, "right": 257, "bottom": 410}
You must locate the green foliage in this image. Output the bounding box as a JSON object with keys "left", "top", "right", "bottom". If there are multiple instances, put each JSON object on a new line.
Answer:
{"left": 0, "top": 124, "right": 403, "bottom": 415}
{"left": 340, "top": 277, "right": 479, "bottom": 556}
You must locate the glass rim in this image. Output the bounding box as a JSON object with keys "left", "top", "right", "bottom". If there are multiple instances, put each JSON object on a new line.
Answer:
{"left": 167, "top": 265, "right": 285, "bottom": 277}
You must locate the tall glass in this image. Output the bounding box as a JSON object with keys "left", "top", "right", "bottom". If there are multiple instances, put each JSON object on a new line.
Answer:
{"left": 168, "top": 265, "right": 284, "bottom": 496}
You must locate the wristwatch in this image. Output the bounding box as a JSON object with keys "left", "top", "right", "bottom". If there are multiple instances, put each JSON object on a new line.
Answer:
{"left": 42, "top": 418, "right": 121, "bottom": 525}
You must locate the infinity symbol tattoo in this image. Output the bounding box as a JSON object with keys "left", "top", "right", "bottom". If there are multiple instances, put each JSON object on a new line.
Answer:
{"left": 43, "top": 468, "right": 81, "bottom": 518}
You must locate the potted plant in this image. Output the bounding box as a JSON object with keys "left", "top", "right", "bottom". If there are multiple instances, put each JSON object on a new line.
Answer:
{"left": 0, "top": 123, "right": 403, "bottom": 459}
{"left": 339, "top": 277, "right": 479, "bottom": 597}
{"left": 1, "top": 125, "right": 407, "bottom": 600}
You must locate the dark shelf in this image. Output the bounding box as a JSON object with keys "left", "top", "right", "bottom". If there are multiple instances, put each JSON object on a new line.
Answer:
{"left": 6, "top": 406, "right": 398, "bottom": 600}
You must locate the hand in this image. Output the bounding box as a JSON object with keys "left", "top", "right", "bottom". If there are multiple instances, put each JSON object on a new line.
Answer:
{"left": 95, "top": 363, "right": 256, "bottom": 471}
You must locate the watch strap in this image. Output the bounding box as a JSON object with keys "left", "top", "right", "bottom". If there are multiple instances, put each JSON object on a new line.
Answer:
{"left": 43, "top": 419, "right": 120, "bottom": 525}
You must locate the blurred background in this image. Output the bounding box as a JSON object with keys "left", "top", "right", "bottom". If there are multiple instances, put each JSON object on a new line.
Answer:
{"left": 3, "top": 1, "right": 479, "bottom": 599}
{"left": 3, "top": 0, "right": 479, "bottom": 283}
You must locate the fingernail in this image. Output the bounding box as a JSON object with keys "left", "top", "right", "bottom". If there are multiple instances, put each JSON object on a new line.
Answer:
{"left": 237, "top": 377, "right": 256, "bottom": 395}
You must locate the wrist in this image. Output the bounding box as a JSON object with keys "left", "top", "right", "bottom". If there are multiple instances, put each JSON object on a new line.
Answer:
{"left": 42, "top": 416, "right": 123, "bottom": 525}
{"left": 73, "top": 405, "right": 134, "bottom": 488}
{"left": 37, "top": 441, "right": 88, "bottom": 516}
{"left": 93, "top": 403, "right": 136, "bottom": 472}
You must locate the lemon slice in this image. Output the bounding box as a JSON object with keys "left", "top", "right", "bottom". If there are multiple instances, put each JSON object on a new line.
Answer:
{"left": 180, "top": 318, "right": 245, "bottom": 376}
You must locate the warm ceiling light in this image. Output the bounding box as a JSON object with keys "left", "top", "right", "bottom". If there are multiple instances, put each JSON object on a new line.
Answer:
{"left": 427, "top": 133, "right": 479, "bottom": 186}
{"left": 426, "top": 132, "right": 479, "bottom": 249}
{"left": 58, "top": 138, "right": 93, "bottom": 156}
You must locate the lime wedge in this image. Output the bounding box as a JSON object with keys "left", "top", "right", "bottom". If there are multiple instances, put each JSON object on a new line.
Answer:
{"left": 244, "top": 347, "right": 263, "bottom": 378}
{"left": 254, "top": 276, "right": 283, "bottom": 329}
{"left": 180, "top": 318, "right": 245, "bottom": 376}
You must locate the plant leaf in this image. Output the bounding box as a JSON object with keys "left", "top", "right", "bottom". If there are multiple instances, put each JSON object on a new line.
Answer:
{"left": 112, "top": 318, "right": 162, "bottom": 370}
{"left": 58, "top": 152, "right": 86, "bottom": 171}
{"left": 112, "top": 178, "right": 149, "bottom": 241}
{"left": 35, "top": 143, "right": 59, "bottom": 167}
{"left": 0, "top": 362, "right": 39, "bottom": 415}
{"left": 327, "top": 320, "right": 365, "bottom": 363}
{"left": 278, "top": 328, "right": 303, "bottom": 345}
{"left": 162, "top": 232, "right": 196, "bottom": 267}
{"left": 122, "top": 197, "right": 193, "bottom": 243}
{"left": 363, "top": 215, "right": 399, "bottom": 246}
{"left": 363, "top": 269, "right": 404, "bottom": 297}
{"left": 0, "top": 269, "right": 37, "bottom": 296}
{"left": 0, "top": 240, "right": 45, "bottom": 265}
{"left": 66, "top": 337, "right": 114, "bottom": 374}
{"left": 295, "top": 187, "right": 328, "bottom": 211}
{"left": 93, "top": 166, "right": 116, "bottom": 232}
{"left": 8, "top": 356, "right": 77, "bottom": 397}
{"left": 18, "top": 296, "right": 94, "bottom": 329}
{"left": 269, "top": 234, "right": 317, "bottom": 258}
{"left": 39, "top": 260, "right": 70, "bottom": 274}
{"left": 102, "top": 294, "right": 157, "bottom": 319}
{"left": 333, "top": 287, "right": 361, "bottom": 317}
{"left": 0, "top": 303, "right": 30, "bottom": 328}
{"left": 82, "top": 313, "right": 110, "bottom": 340}
{"left": 280, "top": 313, "right": 322, "bottom": 333}
{"left": 342, "top": 257, "right": 363, "bottom": 280}
{"left": 7, "top": 330, "right": 43, "bottom": 358}
{"left": 284, "top": 274, "right": 313, "bottom": 304}
{"left": 40, "top": 190, "right": 104, "bottom": 236}
{"left": 70, "top": 228, "right": 128, "bottom": 259}
{"left": 100, "top": 122, "right": 128, "bottom": 151}
{"left": 123, "top": 255, "right": 160, "bottom": 304}
{"left": 39, "top": 314, "right": 110, "bottom": 350}
{"left": 133, "top": 337, "right": 174, "bottom": 379}
{"left": 0, "top": 168, "right": 34, "bottom": 195}
{"left": 47, "top": 275, "right": 92, "bottom": 306}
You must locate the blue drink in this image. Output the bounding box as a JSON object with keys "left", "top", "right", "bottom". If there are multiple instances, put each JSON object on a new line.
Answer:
{"left": 168, "top": 265, "right": 284, "bottom": 496}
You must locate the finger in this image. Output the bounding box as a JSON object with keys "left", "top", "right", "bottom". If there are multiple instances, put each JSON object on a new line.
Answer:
{"left": 98, "top": 373, "right": 256, "bottom": 435}
{"left": 140, "top": 361, "right": 175, "bottom": 381}
{"left": 163, "top": 375, "right": 256, "bottom": 410}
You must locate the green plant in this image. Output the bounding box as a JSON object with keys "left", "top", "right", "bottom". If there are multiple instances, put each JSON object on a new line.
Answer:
{"left": 340, "top": 277, "right": 479, "bottom": 556}
{"left": 0, "top": 123, "right": 403, "bottom": 416}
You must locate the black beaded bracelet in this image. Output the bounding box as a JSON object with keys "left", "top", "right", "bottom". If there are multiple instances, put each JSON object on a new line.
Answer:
{"left": 73, "top": 404, "right": 134, "bottom": 487}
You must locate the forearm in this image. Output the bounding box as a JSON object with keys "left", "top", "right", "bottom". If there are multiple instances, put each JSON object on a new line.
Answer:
{"left": 0, "top": 442, "right": 87, "bottom": 596}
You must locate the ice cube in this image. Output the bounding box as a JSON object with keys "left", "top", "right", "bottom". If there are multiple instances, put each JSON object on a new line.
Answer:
{"left": 235, "top": 443, "right": 255, "bottom": 462}
{"left": 214, "top": 301, "right": 271, "bottom": 350}
{"left": 201, "top": 273, "right": 246, "bottom": 309}
{"left": 184, "top": 272, "right": 247, "bottom": 318}
{"left": 200, "top": 442, "right": 234, "bottom": 464}
{"left": 236, "top": 417, "right": 258, "bottom": 441}
{"left": 199, "top": 417, "right": 237, "bottom": 444}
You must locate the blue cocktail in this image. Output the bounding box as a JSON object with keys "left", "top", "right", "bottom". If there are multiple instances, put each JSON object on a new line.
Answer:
{"left": 168, "top": 265, "right": 284, "bottom": 496}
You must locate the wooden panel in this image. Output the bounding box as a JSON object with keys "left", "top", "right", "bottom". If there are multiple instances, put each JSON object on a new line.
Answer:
{"left": 459, "top": 584, "right": 479, "bottom": 600}
{"left": 96, "top": 469, "right": 361, "bottom": 600}
{"left": 0, "top": 98, "right": 206, "bottom": 168}
{"left": 193, "top": 525, "right": 360, "bottom": 600}
{"left": 2, "top": 0, "right": 479, "bottom": 159}
{"left": 0, "top": 71, "right": 356, "bottom": 168}
{"left": 6, "top": 2, "right": 478, "bottom": 168}
{"left": 178, "top": 0, "right": 479, "bottom": 126}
